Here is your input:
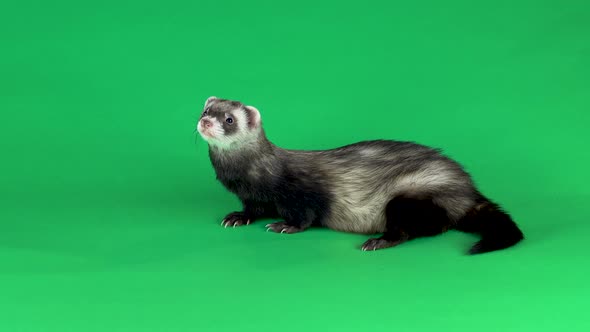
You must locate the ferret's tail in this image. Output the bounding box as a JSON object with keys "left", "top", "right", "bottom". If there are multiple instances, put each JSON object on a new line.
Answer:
{"left": 456, "top": 197, "right": 524, "bottom": 255}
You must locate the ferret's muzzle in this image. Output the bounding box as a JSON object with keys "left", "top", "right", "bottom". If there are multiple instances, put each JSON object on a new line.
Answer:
{"left": 200, "top": 118, "right": 213, "bottom": 129}
{"left": 198, "top": 117, "right": 216, "bottom": 139}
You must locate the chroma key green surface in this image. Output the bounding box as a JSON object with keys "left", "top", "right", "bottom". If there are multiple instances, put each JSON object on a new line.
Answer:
{"left": 1, "top": 1, "right": 589, "bottom": 331}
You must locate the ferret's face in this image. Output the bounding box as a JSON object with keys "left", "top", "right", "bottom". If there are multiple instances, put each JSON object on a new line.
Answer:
{"left": 197, "top": 96, "right": 261, "bottom": 149}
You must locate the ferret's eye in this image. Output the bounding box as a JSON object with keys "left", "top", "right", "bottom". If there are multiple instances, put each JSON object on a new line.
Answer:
{"left": 226, "top": 117, "right": 234, "bottom": 124}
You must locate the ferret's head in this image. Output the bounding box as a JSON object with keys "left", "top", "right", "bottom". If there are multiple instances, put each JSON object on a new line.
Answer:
{"left": 196, "top": 96, "right": 262, "bottom": 149}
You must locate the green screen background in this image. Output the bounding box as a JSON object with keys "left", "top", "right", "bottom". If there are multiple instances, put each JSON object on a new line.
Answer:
{"left": 1, "top": 0, "right": 589, "bottom": 331}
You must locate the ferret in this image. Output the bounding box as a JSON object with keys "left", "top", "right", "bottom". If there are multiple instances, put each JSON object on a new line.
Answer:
{"left": 196, "top": 96, "right": 524, "bottom": 254}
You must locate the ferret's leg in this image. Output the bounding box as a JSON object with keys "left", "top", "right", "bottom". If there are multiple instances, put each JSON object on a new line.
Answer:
{"left": 221, "top": 200, "right": 278, "bottom": 227}
{"left": 266, "top": 192, "right": 330, "bottom": 234}
{"left": 265, "top": 203, "right": 315, "bottom": 234}
{"left": 361, "top": 195, "right": 450, "bottom": 251}
{"left": 266, "top": 182, "right": 330, "bottom": 234}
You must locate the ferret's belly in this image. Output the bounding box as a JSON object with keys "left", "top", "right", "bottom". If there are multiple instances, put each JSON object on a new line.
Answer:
{"left": 322, "top": 195, "right": 389, "bottom": 234}
{"left": 318, "top": 167, "right": 392, "bottom": 234}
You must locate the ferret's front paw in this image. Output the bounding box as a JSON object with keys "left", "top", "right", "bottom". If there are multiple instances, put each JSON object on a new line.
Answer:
{"left": 221, "top": 212, "right": 251, "bottom": 228}
{"left": 265, "top": 221, "right": 304, "bottom": 234}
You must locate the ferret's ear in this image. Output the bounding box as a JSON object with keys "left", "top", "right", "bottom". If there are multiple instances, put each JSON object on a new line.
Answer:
{"left": 204, "top": 96, "right": 217, "bottom": 108}
{"left": 244, "top": 105, "right": 261, "bottom": 129}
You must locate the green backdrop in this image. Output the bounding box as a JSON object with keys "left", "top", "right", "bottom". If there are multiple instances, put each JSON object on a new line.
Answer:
{"left": 1, "top": 0, "right": 589, "bottom": 331}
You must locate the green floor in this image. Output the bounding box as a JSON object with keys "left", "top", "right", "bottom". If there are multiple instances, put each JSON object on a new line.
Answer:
{"left": 2, "top": 1, "right": 589, "bottom": 331}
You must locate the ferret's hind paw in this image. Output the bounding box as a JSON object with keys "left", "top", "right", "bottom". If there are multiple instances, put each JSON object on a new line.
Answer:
{"left": 221, "top": 212, "right": 251, "bottom": 228}
{"left": 265, "top": 221, "right": 303, "bottom": 234}
{"left": 361, "top": 238, "right": 402, "bottom": 251}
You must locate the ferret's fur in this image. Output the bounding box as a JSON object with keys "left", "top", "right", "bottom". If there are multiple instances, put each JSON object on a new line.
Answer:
{"left": 197, "top": 97, "right": 524, "bottom": 254}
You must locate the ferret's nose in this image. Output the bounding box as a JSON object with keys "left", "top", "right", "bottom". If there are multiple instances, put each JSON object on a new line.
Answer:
{"left": 201, "top": 119, "right": 213, "bottom": 128}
